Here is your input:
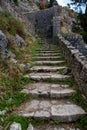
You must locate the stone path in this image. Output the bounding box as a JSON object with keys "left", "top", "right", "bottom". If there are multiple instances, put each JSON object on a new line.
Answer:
{"left": 34, "top": 60, "right": 65, "bottom": 65}
{"left": 33, "top": 56, "right": 62, "bottom": 60}
{"left": 14, "top": 45, "right": 86, "bottom": 129}
{"left": 21, "top": 83, "right": 75, "bottom": 98}
{"left": 30, "top": 66, "right": 66, "bottom": 72}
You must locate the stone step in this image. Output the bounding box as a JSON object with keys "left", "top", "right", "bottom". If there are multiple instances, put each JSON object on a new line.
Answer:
{"left": 21, "top": 83, "right": 75, "bottom": 98}
{"left": 35, "top": 49, "right": 59, "bottom": 51}
{"left": 34, "top": 61, "right": 65, "bottom": 66}
{"left": 33, "top": 56, "right": 62, "bottom": 61}
{"left": 26, "top": 72, "right": 70, "bottom": 81}
{"left": 37, "top": 50, "right": 59, "bottom": 53}
{"left": 27, "top": 123, "right": 80, "bottom": 130}
{"left": 15, "top": 99, "right": 86, "bottom": 122}
{"left": 30, "top": 66, "right": 66, "bottom": 72}
{"left": 35, "top": 53, "right": 60, "bottom": 56}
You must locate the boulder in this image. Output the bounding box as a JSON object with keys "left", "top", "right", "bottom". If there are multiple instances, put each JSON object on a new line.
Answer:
{"left": 0, "top": 6, "right": 3, "bottom": 12}
{"left": 19, "top": 63, "right": 30, "bottom": 71}
{"left": 10, "top": 122, "right": 22, "bottom": 130}
{"left": 0, "top": 110, "right": 6, "bottom": 115}
{"left": 14, "top": 35, "right": 27, "bottom": 47}
{"left": 0, "top": 30, "right": 8, "bottom": 55}
{"left": 27, "top": 124, "right": 34, "bottom": 130}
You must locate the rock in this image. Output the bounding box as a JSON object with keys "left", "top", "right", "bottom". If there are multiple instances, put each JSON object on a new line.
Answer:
{"left": 9, "top": 51, "right": 16, "bottom": 58}
{"left": 54, "top": 128, "right": 57, "bottom": 130}
{"left": 0, "top": 30, "right": 8, "bottom": 55}
{"left": 19, "top": 63, "right": 30, "bottom": 71}
{"left": 0, "top": 110, "right": 6, "bottom": 115}
{"left": 24, "top": 63, "right": 30, "bottom": 71}
{"left": 10, "top": 58, "right": 17, "bottom": 64}
{"left": 0, "top": 126, "right": 3, "bottom": 130}
{"left": 27, "top": 123, "right": 34, "bottom": 130}
{"left": 10, "top": 122, "right": 22, "bottom": 130}
{"left": 8, "top": 98, "right": 12, "bottom": 103}
{"left": 14, "top": 34, "right": 27, "bottom": 47}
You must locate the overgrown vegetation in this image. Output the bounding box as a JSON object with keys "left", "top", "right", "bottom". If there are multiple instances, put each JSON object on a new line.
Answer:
{"left": 0, "top": 11, "right": 26, "bottom": 39}
{"left": 0, "top": 33, "right": 41, "bottom": 127}
{"left": 72, "top": 19, "right": 83, "bottom": 33}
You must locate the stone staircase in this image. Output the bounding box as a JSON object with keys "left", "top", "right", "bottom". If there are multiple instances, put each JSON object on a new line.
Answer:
{"left": 14, "top": 45, "right": 86, "bottom": 130}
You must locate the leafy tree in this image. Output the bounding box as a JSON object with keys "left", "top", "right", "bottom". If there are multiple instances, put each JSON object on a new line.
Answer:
{"left": 70, "top": 0, "right": 87, "bottom": 42}
{"left": 49, "top": 0, "right": 55, "bottom": 7}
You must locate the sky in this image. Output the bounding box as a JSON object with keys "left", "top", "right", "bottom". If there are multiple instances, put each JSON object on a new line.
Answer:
{"left": 57, "top": 0, "right": 70, "bottom": 6}
{"left": 56, "top": 0, "right": 86, "bottom": 13}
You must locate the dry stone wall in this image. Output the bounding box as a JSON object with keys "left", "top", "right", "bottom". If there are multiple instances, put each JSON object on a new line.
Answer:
{"left": 26, "top": 5, "right": 59, "bottom": 36}
{"left": 66, "top": 34, "right": 87, "bottom": 57}
{"left": 53, "top": 16, "right": 60, "bottom": 36}
{"left": 57, "top": 34, "right": 87, "bottom": 100}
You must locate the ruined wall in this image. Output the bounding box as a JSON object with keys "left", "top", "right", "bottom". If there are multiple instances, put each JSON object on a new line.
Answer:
{"left": 35, "top": 7, "right": 54, "bottom": 35}
{"left": 26, "top": 5, "right": 59, "bottom": 36}
{"left": 53, "top": 16, "right": 60, "bottom": 36}
{"left": 57, "top": 34, "right": 87, "bottom": 100}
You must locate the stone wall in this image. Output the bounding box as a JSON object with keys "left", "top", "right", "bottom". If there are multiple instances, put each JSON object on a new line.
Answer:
{"left": 53, "top": 16, "right": 60, "bottom": 36}
{"left": 66, "top": 34, "right": 87, "bottom": 57}
{"left": 26, "top": 5, "right": 59, "bottom": 36}
{"left": 57, "top": 34, "right": 87, "bottom": 100}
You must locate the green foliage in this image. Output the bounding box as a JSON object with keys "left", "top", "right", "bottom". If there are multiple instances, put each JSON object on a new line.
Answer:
{"left": 4, "top": 115, "right": 45, "bottom": 129}
{"left": 49, "top": 0, "right": 55, "bottom": 7}
{"left": 52, "top": 119, "right": 61, "bottom": 125}
{"left": 72, "top": 20, "right": 82, "bottom": 33}
{"left": 77, "top": 13, "right": 87, "bottom": 42}
{"left": 0, "top": 11, "right": 26, "bottom": 39}
{"left": 82, "top": 31, "right": 87, "bottom": 41}
{"left": 0, "top": 76, "right": 33, "bottom": 113}
{"left": 0, "top": 92, "right": 29, "bottom": 110}
{"left": 5, "top": 115, "right": 28, "bottom": 130}
{"left": 75, "top": 116, "right": 87, "bottom": 130}
{"left": 70, "top": 0, "right": 87, "bottom": 43}
{"left": 72, "top": 92, "right": 86, "bottom": 108}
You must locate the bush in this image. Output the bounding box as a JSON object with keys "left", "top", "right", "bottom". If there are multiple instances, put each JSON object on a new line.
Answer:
{"left": 82, "top": 31, "right": 87, "bottom": 42}
{"left": 0, "top": 11, "right": 26, "bottom": 39}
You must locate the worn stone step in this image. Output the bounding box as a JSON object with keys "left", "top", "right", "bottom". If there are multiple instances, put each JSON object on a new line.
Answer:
{"left": 34, "top": 61, "right": 65, "bottom": 66}
{"left": 35, "top": 49, "right": 59, "bottom": 51}
{"left": 37, "top": 50, "right": 59, "bottom": 53}
{"left": 26, "top": 72, "right": 70, "bottom": 81}
{"left": 30, "top": 66, "right": 66, "bottom": 72}
{"left": 27, "top": 123, "right": 81, "bottom": 130}
{"left": 21, "top": 83, "right": 75, "bottom": 98}
{"left": 33, "top": 56, "right": 62, "bottom": 61}
{"left": 15, "top": 99, "right": 86, "bottom": 122}
{"left": 35, "top": 53, "right": 60, "bottom": 56}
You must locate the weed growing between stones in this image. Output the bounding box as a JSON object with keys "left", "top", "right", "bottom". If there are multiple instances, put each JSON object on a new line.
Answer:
{"left": 62, "top": 76, "right": 87, "bottom": 129}
{"left": 4, "top": 115, "right": 29, "bottom": 130}
{"left": 57, "top": 68, "right": 66, "bottom": 74}
{"left": 3, "top": 115, "right": 46, "bottom": 130}
{"left": 51, "top": 119, "right": 61, "bottom": 125}
{"left": 3, "top": 115, "right": 61, "bottom": 130}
